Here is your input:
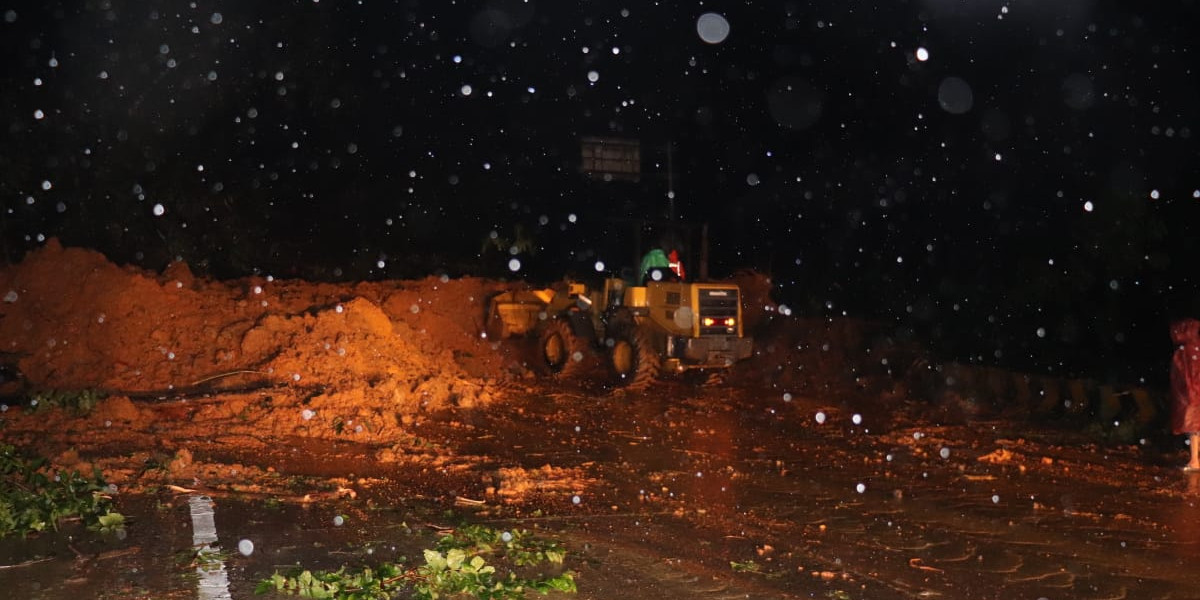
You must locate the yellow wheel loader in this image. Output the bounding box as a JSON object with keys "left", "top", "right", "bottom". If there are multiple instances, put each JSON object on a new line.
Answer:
{"left": 485, "top": 272, "right": 753, "bottom": 390}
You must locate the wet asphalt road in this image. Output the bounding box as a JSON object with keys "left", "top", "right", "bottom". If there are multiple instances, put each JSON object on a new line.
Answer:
{"left": 3, "top": 378, "right": 1200, "bottom": 600}
{"left": 437, "top": 379, "right": 1200, "bottom": 599}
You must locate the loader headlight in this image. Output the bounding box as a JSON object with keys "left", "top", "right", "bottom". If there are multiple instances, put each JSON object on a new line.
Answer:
{"left": 703, "top": 317, "right": 715, "bottom": 327}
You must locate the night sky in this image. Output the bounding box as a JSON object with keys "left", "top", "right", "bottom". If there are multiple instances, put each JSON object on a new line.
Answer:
{"left": 2, "top": 1, "right": 1199, "bottom": 383}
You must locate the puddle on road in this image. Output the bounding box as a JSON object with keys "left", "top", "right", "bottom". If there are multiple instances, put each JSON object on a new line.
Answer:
{"left": 0, "top": 489, "right": 812, "bottom": 600}
{"left": 0, "top": 495, "right": 195, "bottom": 600}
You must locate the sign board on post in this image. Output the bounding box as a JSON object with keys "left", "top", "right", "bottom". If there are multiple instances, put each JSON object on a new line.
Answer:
{"left": 580, "top": 137, "right": 641, "bottom": 182}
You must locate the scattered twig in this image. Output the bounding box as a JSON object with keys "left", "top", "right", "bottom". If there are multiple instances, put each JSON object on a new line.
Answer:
{"left": 908, "top": 557, "right": 944, "bottom": 573}
{"left": 0, "top": 556, "right": 53, "bottom": 570}
{"left": 190, "top": 370, "right": 269, "bottom": 386}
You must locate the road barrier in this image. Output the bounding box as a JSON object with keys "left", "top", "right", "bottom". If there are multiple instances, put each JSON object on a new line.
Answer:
{"left": 917, "top": 361, "right": 1163, "bottom": 439}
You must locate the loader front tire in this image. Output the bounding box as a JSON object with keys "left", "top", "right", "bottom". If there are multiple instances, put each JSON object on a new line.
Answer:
{"left": 540, "top": 317, "right": 586, "bottom": 377}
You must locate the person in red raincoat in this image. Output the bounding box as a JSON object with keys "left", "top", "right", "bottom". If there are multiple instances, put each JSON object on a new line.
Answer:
{"left": 1170, "top": 318, "right": 1200, "bottom": 471}
{"left": 667, "top": 249, "right": 685, "bottom": 281}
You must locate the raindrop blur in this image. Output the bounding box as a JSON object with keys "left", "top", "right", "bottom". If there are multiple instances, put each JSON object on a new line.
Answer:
{"left": 815, "top": 411, "right": 827, "bottom": 424}
{"left": 767, "top": 76, "right": 822, "bottom": 130}
{"left": 696, "top": 12, "right": 730, "bottom": 44}
{"left": 501, "top": 531, "right": 513, "bottom": 542}
{"left": 238, "top": 539, "right": 254, "bottom": 556}
{"left": 571, "top": 495, "right": 581, "bottom": 505}
{"left": 1061, "top": 73, "right": 1095, "bottom": 110}
{"left": 587, "top": 71, "right": 599, "bottom": 83}
{"left": 915, "top": 46, "right": 930, "bottom": 61}
{"left": 210, "top": 12, "right": 223, "bottom": 25}
{"left": 855, "top": 483, "right": 866, "bottom": 494}
{"left": 508, "top": 258, "right": 521, "bottom": 272}
{"left": 852, "top": 413, "right": 862, "bottom": 425}
{"left": 594, "top": 260, "right": 605, "bottom": 272}
{"left": 939, "top": 447, "right": 951, "bottom": 459}
{"left": 992, "top": 494, "right": 1000, "bottom": 504}
{"left": 152, "top": 203, "right": 165, "bottom": 216}
{"left": 783, "top": 392, "right": 793, "bottom": 402}
{"left": 333, "top": 515, "right": 345, "bottom": 526}
{"left": 937, "top": 76, "right": 974, "bottom": 114}
{"left": 301, "top": 409, "right": 315, "bottom": 420}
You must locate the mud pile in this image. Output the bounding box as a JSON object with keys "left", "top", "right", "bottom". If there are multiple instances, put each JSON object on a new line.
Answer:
{"left": 0, "top": 240, "right": 515, "bottom": 416}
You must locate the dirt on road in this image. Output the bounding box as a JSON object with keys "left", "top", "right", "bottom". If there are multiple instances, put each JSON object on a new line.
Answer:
{"left": 2, "top": 240, "right": 1198, "bottom": 600}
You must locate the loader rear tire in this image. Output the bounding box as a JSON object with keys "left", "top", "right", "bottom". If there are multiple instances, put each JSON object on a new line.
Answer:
{"left": 610, "top": 325, "right": 660, "bottom": 391}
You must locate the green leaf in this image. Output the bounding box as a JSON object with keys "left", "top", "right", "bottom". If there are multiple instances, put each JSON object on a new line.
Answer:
{"left": 423, "top": 549, "right": 447, "bottom": 572}
{"left": 445, "top": 548, "right": 466, "bottom": 570}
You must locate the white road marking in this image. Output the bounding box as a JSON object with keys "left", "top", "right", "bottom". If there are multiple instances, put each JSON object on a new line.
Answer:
{"left": 188, "top": 495, "right": 233, "bottom": 600}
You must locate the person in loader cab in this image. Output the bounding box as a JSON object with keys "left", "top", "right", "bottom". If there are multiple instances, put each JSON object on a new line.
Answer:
{"left": 668, "top": 248, "right": 685, "bottom": 281}
{"left": 639, "top": 247, "right": 671, "bottom": 283}
{"left": 640, "top": 246, "right": 686, "bottom": 284}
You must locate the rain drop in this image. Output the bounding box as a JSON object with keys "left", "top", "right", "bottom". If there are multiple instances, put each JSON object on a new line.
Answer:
{"left": 696, "top": 12, "right": 731, "bottom": 44}
{"left": 238, "top": 539, "right": 254, "bottom": 556}
{"left": 855, "top": 483, "right": 866, "bottom": 494}
{"left": 152, "top": 203, "right": 165, "bottom": 216}
{"left": 815, "top": 411, "right": 827, "bottom": 424}
{"left": 937, "top": 76, "right": 974, "bottom": 114}
{"left": 915, "top": 46, "right": 930, "bottom": 62}
{"left": 508, "top": 258, "right": 521, "bottom": 272}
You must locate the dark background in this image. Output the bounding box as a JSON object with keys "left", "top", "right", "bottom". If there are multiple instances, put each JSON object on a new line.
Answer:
{"left": 2, "top": 1, "right": 1199, "bottom": 386}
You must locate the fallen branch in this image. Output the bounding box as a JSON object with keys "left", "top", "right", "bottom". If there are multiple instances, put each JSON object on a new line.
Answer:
{"left": 0, "top": 556, "right": 53, "bottom": 570}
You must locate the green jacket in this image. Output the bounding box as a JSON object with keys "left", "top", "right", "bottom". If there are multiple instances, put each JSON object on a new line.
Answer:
{"left": 639, "top": 248, "right": 670, "bottom": 281}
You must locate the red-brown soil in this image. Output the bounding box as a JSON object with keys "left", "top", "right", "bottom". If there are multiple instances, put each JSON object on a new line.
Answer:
{"left": 0, "top": 240, "right": 870, "bottom": 503}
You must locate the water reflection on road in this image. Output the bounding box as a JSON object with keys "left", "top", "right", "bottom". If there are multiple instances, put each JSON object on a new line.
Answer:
{"left": 4, "top": 380, "right": 1200, "bottom": 599}
{"left": 443, "top": 381, "right": 1200, "bottom": 599}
